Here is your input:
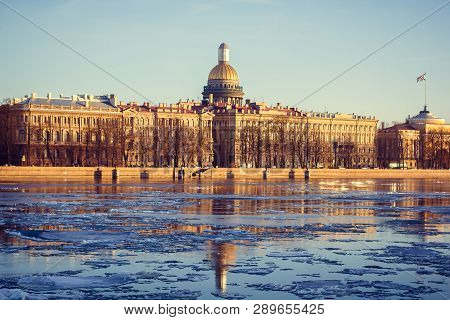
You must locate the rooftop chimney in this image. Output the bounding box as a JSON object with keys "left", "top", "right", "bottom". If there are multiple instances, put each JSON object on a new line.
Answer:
{"left": 109, "top": 94, "right": 117, "bottom": 106}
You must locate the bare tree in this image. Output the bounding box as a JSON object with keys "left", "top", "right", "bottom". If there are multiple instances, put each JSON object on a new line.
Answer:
{"left": 136, "top": 125, "right": 153, "bottom": 167}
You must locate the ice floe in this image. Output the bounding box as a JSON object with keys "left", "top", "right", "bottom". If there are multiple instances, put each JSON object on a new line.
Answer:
{"left": 17, "top": 274, "right": 133, "bottom": 290}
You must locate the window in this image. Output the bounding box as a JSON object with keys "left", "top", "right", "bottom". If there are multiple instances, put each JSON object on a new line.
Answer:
{"left": 18, "top": 129, "right": 26, "bottom": 142}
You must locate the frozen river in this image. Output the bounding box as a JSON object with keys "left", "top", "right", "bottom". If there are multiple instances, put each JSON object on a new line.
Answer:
{"left": 0, "top": 178, "right": 449, "bottom": 299}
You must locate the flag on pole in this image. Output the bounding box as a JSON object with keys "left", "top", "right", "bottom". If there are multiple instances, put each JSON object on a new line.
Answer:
{"left": 416, "top": 73, "right": 426, "bottom": 82}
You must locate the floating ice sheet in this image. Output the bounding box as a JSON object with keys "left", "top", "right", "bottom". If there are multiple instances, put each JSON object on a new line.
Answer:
{"left": 17, "top": 274, "right": 134, "bottom": 290}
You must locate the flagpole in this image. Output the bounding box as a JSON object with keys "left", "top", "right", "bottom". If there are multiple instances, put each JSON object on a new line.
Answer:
{"left": 416, "top": 73, "right": 427, "bottom": 108}
{"left": 424, "top": 78, "right": 427, "bottom": 107}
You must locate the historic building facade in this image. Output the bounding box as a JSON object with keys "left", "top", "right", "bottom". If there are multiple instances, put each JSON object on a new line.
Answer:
{"left": 0, "top": 94, "right": 213, "bottom": 167}
{"left": 377, "top": 106, "right": 450, "bottom": 169}
{"left": 0, "top": 43, "right": 377, "bottom": 168}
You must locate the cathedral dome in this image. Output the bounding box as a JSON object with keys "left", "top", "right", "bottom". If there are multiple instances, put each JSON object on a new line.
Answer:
{"left": 208, "top": 63, "right": 239, "bottom": 81}
{"left": 202, "top": 43, "right": 244, "bottom": 106}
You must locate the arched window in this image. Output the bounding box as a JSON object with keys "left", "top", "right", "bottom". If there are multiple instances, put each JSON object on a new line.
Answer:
{"left": 65, "top": 131, "right": 71, "bottom": 142}
{"left": 55, "top": 131, "right": 61, "bottom": 142}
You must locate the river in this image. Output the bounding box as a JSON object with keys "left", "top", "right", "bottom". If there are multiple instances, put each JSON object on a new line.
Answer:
{"left": 0, "top": 178, "right": 448, "bottom": 299}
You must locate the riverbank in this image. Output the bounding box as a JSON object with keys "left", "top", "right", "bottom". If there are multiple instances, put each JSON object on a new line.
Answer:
{"left": 0, "top": 166, "right": 449, "bottom": 180}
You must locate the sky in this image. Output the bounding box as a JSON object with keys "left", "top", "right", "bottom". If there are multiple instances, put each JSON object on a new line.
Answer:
{"left": 0, "top": 0, "right": 449, "bottom": 124}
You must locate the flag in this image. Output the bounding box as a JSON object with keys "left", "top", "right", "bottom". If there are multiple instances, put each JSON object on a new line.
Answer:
{"left": 416, "top": 73, "right": 426, "bottom": 82}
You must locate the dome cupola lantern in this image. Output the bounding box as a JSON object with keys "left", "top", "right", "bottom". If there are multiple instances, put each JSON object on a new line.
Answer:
{"left": 218, "top": 43, "right": 229, "bottom": 63}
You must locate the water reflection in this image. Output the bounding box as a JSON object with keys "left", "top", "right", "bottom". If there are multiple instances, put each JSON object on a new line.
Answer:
{"left": 207, "top": 241, "right": 237, "bottom": 294}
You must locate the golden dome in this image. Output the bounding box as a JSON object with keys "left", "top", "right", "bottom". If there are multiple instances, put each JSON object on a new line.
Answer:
{"left": 208, "top": 62, "right": 239, "bottom": 81}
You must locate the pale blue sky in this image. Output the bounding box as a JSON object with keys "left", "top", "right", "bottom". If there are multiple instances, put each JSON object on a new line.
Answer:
{"left": 1, "top": 0, "right": 449, "bottom": 123}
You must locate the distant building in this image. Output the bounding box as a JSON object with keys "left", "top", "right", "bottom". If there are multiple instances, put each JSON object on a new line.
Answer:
{"left": 377, "top": 106, "right": 450, "bottom": 169}
{"left": 0, "top": 43, "right": 377, "bottom": 168}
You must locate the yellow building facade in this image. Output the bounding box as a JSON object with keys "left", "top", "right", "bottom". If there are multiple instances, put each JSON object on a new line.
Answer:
{"left": 377, "top": 106, "right": 450, "bottom": 169}
{"left": 0, "top": 94, "right": 213, "bottom": 167}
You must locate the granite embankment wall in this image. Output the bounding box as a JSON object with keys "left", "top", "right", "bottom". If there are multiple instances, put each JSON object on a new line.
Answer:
{"left": 0, "top": 166, "right": 449, "bottom": 180}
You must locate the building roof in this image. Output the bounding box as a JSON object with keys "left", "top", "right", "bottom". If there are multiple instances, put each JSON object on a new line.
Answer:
{"left": 407, "top": 106, "right": 445, "bottom": 125}
{"left": 12, "top": 94, "right": 117, "bottom": 109}
{"left": 380, "top": 123, "right": 418, "bottom": 132}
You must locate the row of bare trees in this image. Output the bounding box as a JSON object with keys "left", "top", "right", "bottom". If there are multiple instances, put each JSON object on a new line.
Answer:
{"left": 153, "top": 119, "right": 211, "bottom": 168}
{"left": 19, "top": 117, "right": 129, "bottom": 167}
{"left": 237, "top": 117, "right": 361, "bottom": 168}
{"left": 377, "top": 129, "right": 449, "bottom": 169}
{"left": 421, "top": 129, "right": 449, "bottom": 169}
{"left": 0, "top": 111, "right": 212, "bottom": 167}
